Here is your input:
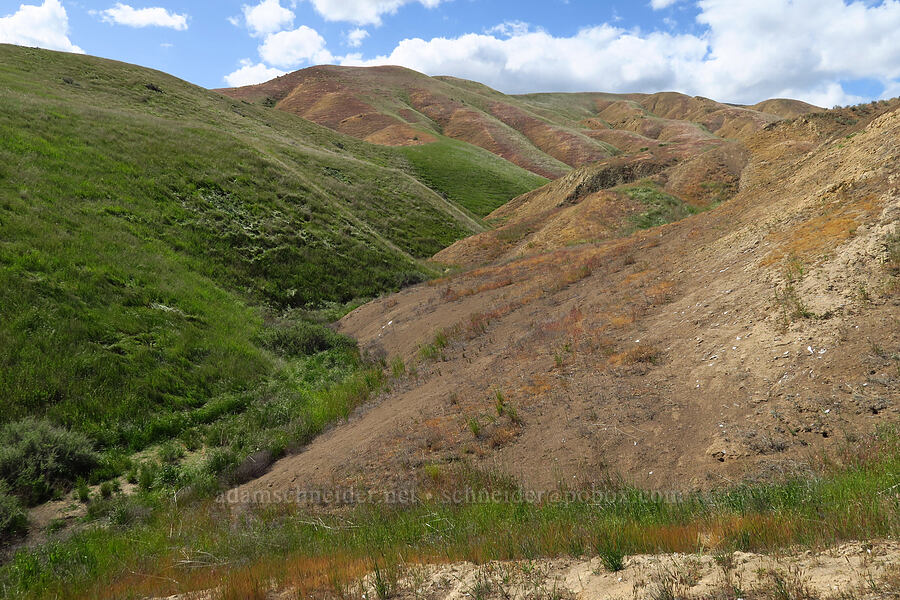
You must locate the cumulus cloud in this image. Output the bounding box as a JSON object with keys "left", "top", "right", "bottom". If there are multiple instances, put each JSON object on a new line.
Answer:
{"left": 224, "top": 58, "right": 287, "bottom": 86}
{"left": 242, "top": 0, "right": 294, "bottom": 37}
{"left": 342, "top": 0, "right": 900, "bottom": 105}
{"left": 99, "top": 3, "right": 188, "bottom": 30}
{"left": 307, "top": 0, "right": 444, "bottom": 26}
{"left": 346, "top": 27, "right": 369, "bottom": 47}
{"left": 260, "top": 25, "right": 333, "bottom": 68}
{"left": 0, "top": 0, "right": 82, "bottom": 53}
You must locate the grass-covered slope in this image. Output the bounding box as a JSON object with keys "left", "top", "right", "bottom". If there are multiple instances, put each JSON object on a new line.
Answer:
{"left": 398, "top": 137, "right": 548, "bottom": 217}
{"left": 0, "top": 44, "right": 534, "bottom": 451}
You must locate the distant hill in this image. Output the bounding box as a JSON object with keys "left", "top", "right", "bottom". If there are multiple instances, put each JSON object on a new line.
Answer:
{"left": 219, "top": 66, "right": 818, "bottom": 179}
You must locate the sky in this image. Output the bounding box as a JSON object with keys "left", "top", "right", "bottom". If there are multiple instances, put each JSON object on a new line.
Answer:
{"left": 2, "top": 0, "right": 900, "bottom": 106}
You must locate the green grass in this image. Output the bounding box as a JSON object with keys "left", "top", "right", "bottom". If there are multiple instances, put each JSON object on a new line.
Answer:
{"left": 0, "top": 429, "right": 897, "bottom": 599}
{"left": 620, "top": 181, "right": 702, "bottom": 230}
{"left": 399, "top": 137, "right": 548, "bottom": 217}
{"left": 0, "top": 44, "right": 545, "bottom": 464}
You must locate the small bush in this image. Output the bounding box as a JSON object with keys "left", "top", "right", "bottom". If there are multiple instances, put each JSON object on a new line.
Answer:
{"left": 390, "top": 356, "right": 406, "bottom": 378}
{"left": 0, "top": 418, "right": 100, "bottom": 505}
{"left": 76, "top": 479, "right": 90, "bottom": 503}
{"left": 0, "top": 484, "right": 28, "bottom": 538}
{"left": 596, "top": 535, "right": 626, "bottom": 572}
{"left": 622, "top": 182, "right": 699, "bottom": 230}
{"left": 99, "top": 481, "right": 114, "bottom": 499}
{"left": 137, "top": 462, "right": 160, "bottom": 492}
{"left": 157, "top": 442, "right": 186, "bottom": 464}
{"left": 257, "top": 320, "right": 356, "bottom": 358}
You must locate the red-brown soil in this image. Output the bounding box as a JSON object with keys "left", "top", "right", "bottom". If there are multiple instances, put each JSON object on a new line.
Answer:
{"left": 216, "top": 66, "right": 816, "bottom": 180}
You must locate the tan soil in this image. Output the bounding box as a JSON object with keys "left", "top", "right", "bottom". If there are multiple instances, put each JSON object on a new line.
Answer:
{"left": 230, "top": 101, "right": 899, "bottom": 501}
{"left": 374, "top": 540, "right": 900, "bottom": 600}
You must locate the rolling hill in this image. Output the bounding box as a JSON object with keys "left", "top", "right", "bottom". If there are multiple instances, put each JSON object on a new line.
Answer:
{"left": 239, "top": 99, "right": 900, "bottom": 495}
{"left": 218, "top": 65, "right": 817, "bottom": 180}
{"left": 2, "top": 45, "right": 898, "bottom": 600}
{"left": 0, "top": 43, "right": 543, "bottom": 452}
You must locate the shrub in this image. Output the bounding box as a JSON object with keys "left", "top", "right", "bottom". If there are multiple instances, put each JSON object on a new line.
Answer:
{"left": 257, "top": 320, "right": 356, "bottom": 358}
{"left": 157, "top": 442, "right": 186, "bottom": 464}
{"left": 76, "top": 479, "right": 90, "bottom": 503}
{"left": 0, "top": 418, "right": 100, "bottom": 505}
{"left": 0, "top": 484, "right": 28, "bottom": 538}
{"left": 390, "top": 356, "right": 406, "bottom": 378}
{"left": 99, "top": 481, "right": 114, "bottom": 499}
{"left": 596, "top": 535, "right": 626, "bottom": 572}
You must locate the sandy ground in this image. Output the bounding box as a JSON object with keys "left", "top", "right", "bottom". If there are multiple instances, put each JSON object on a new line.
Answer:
{"left": 374, "top": 540, "right": 900, "bottom": 600}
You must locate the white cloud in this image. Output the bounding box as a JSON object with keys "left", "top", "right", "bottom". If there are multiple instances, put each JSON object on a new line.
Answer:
{"left": 485, "top": 21, "right": 532, "bottom": 38}
{"left": 242, "top": 0, "right": 294, "bottom": 37}
{"left": 307, "top": 0, "right": 444, "bottom": 26}
{"left": 0, "top": 0, "right": 82, "bottom": 53}
{"left": 346, "top": 27, "right": 369, "bottom": 48}
{"left": 99, "top": 3, "right": 188, "bottom": 30}
{"left": 260, "top": 25, "right": 333, "bottom": 68}
{"left": 883, "top": 79, "right": 900, "bottom": 100}
{"left": 650, "top": 0, "right": 681, "bottom": 9}
{"left": 342, "top": 1, "right": 900, "bottom": 105}
{"left": 224, "top": 59, "right": 287, "bottom": 87}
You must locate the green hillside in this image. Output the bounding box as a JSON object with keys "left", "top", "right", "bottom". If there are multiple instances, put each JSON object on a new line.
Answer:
{"left": 0, "top": 45, "right": 541, "bottom": 458}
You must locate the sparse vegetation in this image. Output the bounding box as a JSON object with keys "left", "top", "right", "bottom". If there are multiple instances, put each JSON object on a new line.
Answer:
{"left": 391, "top": 356, "right": 407, "bottom": 378}
{"left": 886, "top": 231, "right": 900, "bottom": 275}
{"left": 774, "top": 257, "right": 814, "bottom": 329}
{"left": 620, "top": 182, "right": 701, "bottom": 230}
{"left": 468, "top": 417, "right": 482, "bottom": 438}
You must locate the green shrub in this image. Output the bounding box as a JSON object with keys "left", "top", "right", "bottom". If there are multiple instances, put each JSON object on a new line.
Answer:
{"left": 621, "top": 182, "right": 700, "bottom": 230}
{"left": 76, "top": 479, "right": 90, "bottom": 503}
{"left": 157, "top": 442, "right": 186, "bottom": 464}
{"left": 257, "top": 320, "right": 357, "bottom": 358}
{"left": 0, "top": 419, "right": 99, "bottom": 505}
{"left": 596, "top": 535, "right": 626, "bottom": 572}
{"left": 0, "top": 484, "right": 28, "bottom": 538}
{"left": 99, "top": 481, "right": 113, "bottom": 499}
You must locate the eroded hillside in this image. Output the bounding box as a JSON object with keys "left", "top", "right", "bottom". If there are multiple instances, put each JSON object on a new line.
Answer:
{"left": 234, "top": 100, "right": 900, "bottom": 499}
{"left": 218, "top": 66, "right": 814, "bottom": 180}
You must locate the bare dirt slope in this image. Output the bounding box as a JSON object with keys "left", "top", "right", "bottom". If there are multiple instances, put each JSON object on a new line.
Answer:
{"left": 217, "top": 67, "right": 815, "bottom": 179}
{"left": 231, "top": 101, "right": 899, "bottom": 501}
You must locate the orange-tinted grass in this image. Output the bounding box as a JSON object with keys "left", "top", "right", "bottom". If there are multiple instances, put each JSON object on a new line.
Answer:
{"left": 75, "top": 553, "right": 373, "bottom": 600}
{"left": 69, "top": 511, "right": 836, "bottom": 600}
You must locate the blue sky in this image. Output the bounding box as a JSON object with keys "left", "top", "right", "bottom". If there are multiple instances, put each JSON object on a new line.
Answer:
{"left": 2, "top": 0, "right": 900, "bottom": 106}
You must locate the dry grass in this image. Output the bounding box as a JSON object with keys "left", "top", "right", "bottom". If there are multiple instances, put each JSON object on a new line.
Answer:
{"left": 608, "top": 345, "right": 659, "bottom": 367}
